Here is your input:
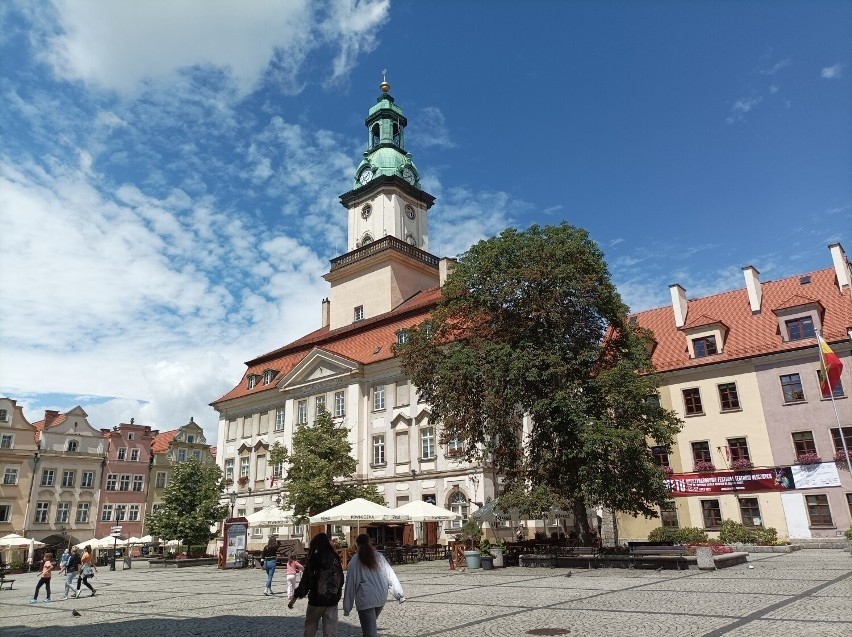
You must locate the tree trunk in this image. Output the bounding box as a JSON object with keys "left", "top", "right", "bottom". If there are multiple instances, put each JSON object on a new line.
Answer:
{"left": 572, "top": 497, "right": 591, "bottom": 545}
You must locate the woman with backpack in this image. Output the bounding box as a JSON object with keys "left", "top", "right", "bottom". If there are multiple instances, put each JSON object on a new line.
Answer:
{"left": 289, "top": 532, "right": 343, "bottom": 637}
{"left": 343, "top": 534, "right": 405, "bottom": 637}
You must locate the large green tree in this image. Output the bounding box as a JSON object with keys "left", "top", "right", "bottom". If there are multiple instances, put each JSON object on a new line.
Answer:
{"left": 396, "top": 223, "right": 682, "bottom": 543}
{"left": 281, "top": 409, "right": 384, "bottom": 520}
{"left": 147, "top": 458, "right": 228, "bottom": 548}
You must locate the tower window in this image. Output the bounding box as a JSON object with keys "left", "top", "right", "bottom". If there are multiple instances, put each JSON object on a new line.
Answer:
{"left": 371, "top": 124, "right": 380, "bottom": 148}
{"left": 392, "top": 122, "right": 400, "bottom": 146}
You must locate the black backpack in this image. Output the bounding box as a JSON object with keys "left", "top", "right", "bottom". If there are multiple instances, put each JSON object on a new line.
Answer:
{"left": 309, "top": 553, "right": 343, "bottom": 606}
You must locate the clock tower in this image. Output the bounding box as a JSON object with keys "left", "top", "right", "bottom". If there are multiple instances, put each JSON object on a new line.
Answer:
{"left": 324, "top": 77, "right": 440, "bottom": 331}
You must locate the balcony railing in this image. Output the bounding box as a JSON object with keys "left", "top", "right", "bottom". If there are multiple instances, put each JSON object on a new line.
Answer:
{"left": 330, "top": 235, "right": 439, "bottom": 272}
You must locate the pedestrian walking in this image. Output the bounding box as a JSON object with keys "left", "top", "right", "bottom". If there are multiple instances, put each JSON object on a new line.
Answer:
{"left": 286, "top": 555, "right": 304, "bottom": 599}
{"left": 261, "top": 536, "right": 278, "bottom": 595}
{"left": 343, "top": 534, "right": 405, "bottom": 637}
{"left": 30, "top": 552, "right": 54, "bottom": 603}
{"left": 288, "top": 532, "right": 344, "bottom": 637}
{"left": 61, "top": 547, "right": 81, "bottom": 599}
{"left": 76, "top": 545, "right": 98, "bottom": 597}
{"left": 58, "top": 549, "right": 70, "bottom": 570}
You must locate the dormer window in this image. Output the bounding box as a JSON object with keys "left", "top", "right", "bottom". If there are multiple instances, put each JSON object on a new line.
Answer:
{"left": 187, "top": 434, "right": 196, "bottom": 444}
{"left": 247, "top": 375, "right": 257, "bottom": 389}
{"left": 263, "top": 370, "right": 275, "bottom": 385}
{"left": 396, "top": 329, "right": 409, "bottom": 345}
{"left": 0, "top": 409, "right": 8, "bottom": 422}
{"left": 786, "top": 316, "right": 815, "bottom": 341}
{"left": 354, "top": 305, "right": 364, "bottom": 322}
{"left": 117, "top": 447, "right": 126, "bottom": 460}
{"left": 693, "top": 335, "right": 718, "bottom": 358}
{"left": 773, "top": 297, "right": 823, "bottom": 343}
{"left": 66, "top": 440, "right": 78, "bottom": 452}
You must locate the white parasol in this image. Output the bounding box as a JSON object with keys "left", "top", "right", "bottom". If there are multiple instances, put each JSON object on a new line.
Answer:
{"left": 246, "top": 506, "right": 296, "bottom": 527}
{"left": 393, "top": 500, "right": 460, "bottom": 522}
{"left": 0, "top": 533, "right": 45, "bottom": 548}
{"left": 310, "top": 498, "right": 409, "bottom": 527}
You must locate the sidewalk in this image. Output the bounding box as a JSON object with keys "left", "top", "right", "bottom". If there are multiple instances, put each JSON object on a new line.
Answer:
{"left": 1, "top": 549, "right": 850, "bottom": 636}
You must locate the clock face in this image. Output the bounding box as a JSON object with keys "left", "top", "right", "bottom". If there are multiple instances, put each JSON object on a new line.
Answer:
{"left": 402, "top": 167, "right": 415, "bottom": 185}
{"left": 405, "top": 204, "right": 416, "bottom": 220}
{"left": 361, "top": 204, "right": 372, "bottom": 219}
{"left": 359, "top": 169, "right": 374, "bottom": 185}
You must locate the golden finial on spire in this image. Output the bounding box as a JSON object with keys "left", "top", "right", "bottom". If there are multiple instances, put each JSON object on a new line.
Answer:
{"left": 380, "top": 68, "right": 390, "bottom": 93}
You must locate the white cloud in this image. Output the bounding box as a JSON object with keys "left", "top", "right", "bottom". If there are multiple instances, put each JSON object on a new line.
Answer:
{"left": 726, "top": 96, "right": 763, "bottom": 124}
{"left": 410, "top": 106, "right": 456, "bottom": 149}
{"left": 821, "top": 64, "right": 843, "bottom": 79}
{"left": 0, "top": 155, "right": 329, "bottom": 436}
{"left": 38, "top": 0, "right": 389, "bottom": 96}
{"left": 759, "top": 57, "right": 791, "bottom": 76}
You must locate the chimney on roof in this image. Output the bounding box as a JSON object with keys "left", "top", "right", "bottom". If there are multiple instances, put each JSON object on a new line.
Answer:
{"left": 829, "top": 243, "right": 851, "bottom": 293}
{"left": 669, "top": 284, "right": 688, "bottom": 328}
{"left": 439, "top": 258, "right": 457, "bottom": 286}
{"left": 321, "top": 297, "right": 330, "bottom": 328}
{"left": 44, "top": 409, "right": 59, "bottom": 428}
{"left": 742, "top": 265, "right": 762, "bottom": 313}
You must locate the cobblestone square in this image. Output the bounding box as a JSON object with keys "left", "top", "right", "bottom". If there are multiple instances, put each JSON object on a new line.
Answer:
{"left": 1, "top": 549, "right": 849, "bottom": 637}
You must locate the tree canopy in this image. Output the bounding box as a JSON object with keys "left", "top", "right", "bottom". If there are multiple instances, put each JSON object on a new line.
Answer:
{"left": 396, "top": 223, "right": 682, "bottom": 542}
{"left": 280, "top": 409, "right": 384, "bottom": 521}
{"left": 146, "top": 458, "right": 228, "bottom": 548}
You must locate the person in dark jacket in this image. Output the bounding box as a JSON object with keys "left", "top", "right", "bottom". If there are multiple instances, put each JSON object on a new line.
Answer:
{"left": 289, "top": 533, "right": 344, "bottom": 637}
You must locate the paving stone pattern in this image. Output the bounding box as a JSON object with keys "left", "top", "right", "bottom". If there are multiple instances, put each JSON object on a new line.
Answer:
{"left": 1, "top": 549, "right": 849, "bottom": 636}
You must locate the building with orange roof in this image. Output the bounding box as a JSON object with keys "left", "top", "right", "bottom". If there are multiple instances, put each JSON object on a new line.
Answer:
{"left": 147, "top": 418, "right": 215, "bottom": 531}
{"left": 0, "top": 397, "right": 39, "bottom": 538}
{"left": 212, "top": 81, "right": 491, "bottom": 547}
{"left": 617, "top": 244, "right": 852, "bottom": 542}
{"left": 25, "top": 406, "right": 106, "bottom": 550}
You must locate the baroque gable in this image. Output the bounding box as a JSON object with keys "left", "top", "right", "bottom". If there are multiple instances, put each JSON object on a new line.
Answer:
{"left": 278, "top": 347, "right": 361, "bottom": 394}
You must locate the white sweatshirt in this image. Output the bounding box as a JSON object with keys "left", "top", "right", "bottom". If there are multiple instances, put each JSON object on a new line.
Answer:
{"left": 343, "top": 551, "right": 405, "bottom": 615}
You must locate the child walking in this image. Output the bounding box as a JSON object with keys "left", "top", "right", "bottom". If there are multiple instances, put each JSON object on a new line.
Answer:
{"left": 30, "top": 553, "right": 54, "bottom": 603}
{"left": 285, "top": 555, "right": 304, "bottom": 600}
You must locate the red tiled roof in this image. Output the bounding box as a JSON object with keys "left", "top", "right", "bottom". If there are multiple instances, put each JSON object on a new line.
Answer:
{"left": 211, "top": 287, "right": 442, "bottom": 405}
{"left": 32, "top": 411, "right": 69, "bottom": 444}
{"left": 151, "top": 429, "right": 178, "bottom": 453}
{"left": 634, "top": 267, "right": 852, "bottom": 372}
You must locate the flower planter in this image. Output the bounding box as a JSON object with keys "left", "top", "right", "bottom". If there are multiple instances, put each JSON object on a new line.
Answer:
{"left": 491, "top": 547, "right": 504, "bottom": 567}
{"left": 480, "top": 555, "right": 494, "bottom": 570}
{"left": 463, "top": 550, "right": 481, "bottom": 570}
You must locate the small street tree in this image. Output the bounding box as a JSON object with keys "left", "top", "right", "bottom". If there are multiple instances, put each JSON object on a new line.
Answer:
{"left": 147, "top": 458, "right": 228, "bottom": 550}
{"left": 396, "top": 223, "right": 682, "bottom": 544}
{"left": 281, "top": 409, "right": 384, "bottom": 520}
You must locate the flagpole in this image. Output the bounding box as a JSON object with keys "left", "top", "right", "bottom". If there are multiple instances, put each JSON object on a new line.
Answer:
{"left": 816, "top": 332, "right": 852, "bottom": 475}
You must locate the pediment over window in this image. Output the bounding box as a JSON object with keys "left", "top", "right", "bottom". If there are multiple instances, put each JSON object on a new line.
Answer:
{"left": 237, "top": 442, "right": 254, "bottom": 454}
{"left": 278, "top": 348, "right": 362, "bottom": 392}
{"left": 680, "top": 313, "right": 728, "bottom": 332}
{"left": 414, "top": 407, "right": 431, "bottom": 426}
{"left": 771, "top": 294, "right": 823, "bottom": 314}
{"left": 252, "top": 438, "right": 269, "bottom": 451}
{"left": 390, "top": 413, "right": 411, "bottom": 429}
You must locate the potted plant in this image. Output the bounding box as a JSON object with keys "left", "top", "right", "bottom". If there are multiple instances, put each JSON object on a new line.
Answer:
{"left": 491, "top": 538, "right": 506, "bottom": 567}
{"left": 694, "top": 460, "right": 715, "bottom": 473}
{"left": 237, "top": 476, "right": 250, "bottom": 488}
{"left": 479, "top": 538, "right": 494, "bottom": 570}
{"left": 796, "top": 452, "right": 821, "bottom": 466}
{"left": 460, "top": 519, "right": 482, "bottom": 569}
{"left": 731, "top": 459, "right": 754, "bottom": 470}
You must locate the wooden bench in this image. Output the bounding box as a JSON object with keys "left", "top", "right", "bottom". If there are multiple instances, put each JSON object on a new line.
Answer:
{"left": 629, "top": 544, "right": 687, "bottom": 570}
{"left": 0, "top": 577, "right": 15, "bottom": 590}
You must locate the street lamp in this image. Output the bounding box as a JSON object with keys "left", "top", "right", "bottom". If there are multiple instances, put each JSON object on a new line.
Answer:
{"left": 228, "top": 491, "right": 237, "bottom": 519}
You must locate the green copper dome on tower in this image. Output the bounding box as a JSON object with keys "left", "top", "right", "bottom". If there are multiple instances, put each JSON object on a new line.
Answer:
{"left": 353, "top": 74, "right": 421, "bottom": 190}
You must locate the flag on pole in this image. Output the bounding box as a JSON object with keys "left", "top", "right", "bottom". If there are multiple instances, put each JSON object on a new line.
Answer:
{"left": 817, "top": 334, "right": 844, "bottom": 396}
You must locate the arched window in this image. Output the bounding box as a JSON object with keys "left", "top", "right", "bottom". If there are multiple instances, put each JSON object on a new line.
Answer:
{"left": 448, "top": 491, "right": 468, "bottom": 529}
{"left": 361, "top": 233, "right": 374, "bottom": 246}
{"left": 66, "top": 440, "right": 79, "bottom": 452}
{"left": 371, "top": 124, "right": 380, "bottom": 148}
{"left": 392, "top": 122, "right": 400, "bottom": 146}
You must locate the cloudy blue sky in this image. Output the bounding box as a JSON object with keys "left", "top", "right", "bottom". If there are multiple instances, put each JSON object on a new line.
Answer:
{"left": 1, "top": 1, "right": 849, "bottom": 442}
